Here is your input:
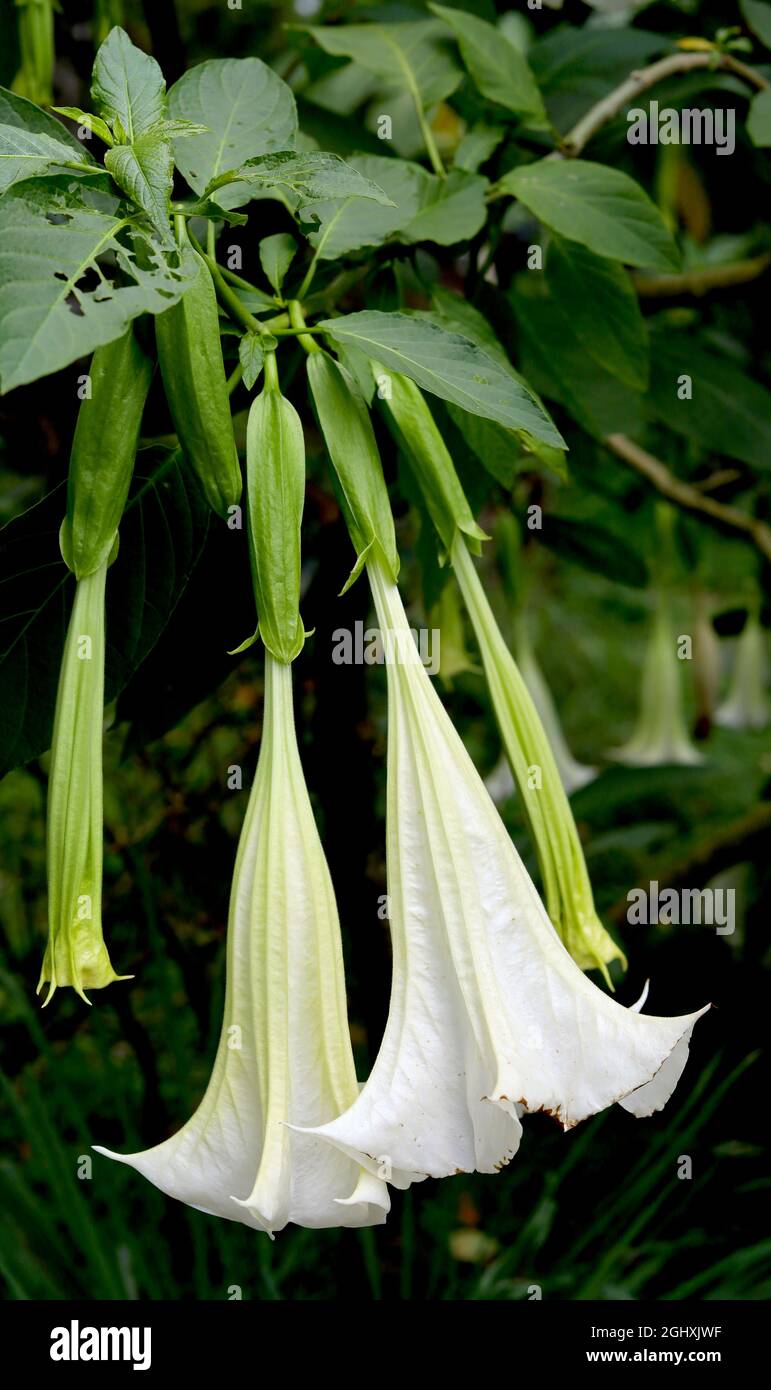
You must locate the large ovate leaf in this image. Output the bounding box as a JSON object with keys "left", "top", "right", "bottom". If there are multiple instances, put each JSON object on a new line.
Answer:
{"left": 301, "top": 21, "right": 463, "bottom": 109}
{"left": 546, "top": 235, "right": 649, "bottom": 390}
{"left": 499, "top": 158, "right": 680, "bottom": 272}
{"left": 647, "top": 326, "right": 771, "bottom": 471}
{"left": 429, "top": 5, "right": 547, "bottom": 125}
{"left": 511, "top": 274, "right": 645, "bottom": 438}
{"left": 319, "top": 310, "right": 565, "bottom": 446}
{"left": 0, "top": 177, "right": 194, "bottom": 393}
{"left": 168, "top": 57, "right": 297, "bottom": 209}
{"left": 307, "top": 154, "right": 486, "bottom": 259}
{"left": 0, "top": 452, "right": 209, "bottom": 779}
{"left": 0, "top": 86, "right": 95, "bottom": 194}
{"left": 91, "top": 26, "right": 166, "bottom": 141}
{"left": 104, "top": 129, "right": 173, "bottom": 237}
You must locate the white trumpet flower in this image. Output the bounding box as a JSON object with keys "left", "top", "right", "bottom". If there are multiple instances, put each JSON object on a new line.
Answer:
{"left": 306, "top": 559, "right": 708, "bottom": 1184}
{"left": 715, "top": 610, "right": 770, "bottom": 732}
{"left": 612, "top": 589, "right": 703, "bottom": 767}
{"left": 95, "top": 655, "right": 389, "bottom": 1234}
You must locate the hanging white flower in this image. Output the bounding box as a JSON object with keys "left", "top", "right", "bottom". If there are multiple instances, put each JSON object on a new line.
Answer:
{"left": 715, "top": 609, "right": 770, "bottom": 732}
{"left": 95, "top": 655, "right": 389, "bottom": 1234}
{"left": 304, "top": 559, "right": 708, "bottom": 1184}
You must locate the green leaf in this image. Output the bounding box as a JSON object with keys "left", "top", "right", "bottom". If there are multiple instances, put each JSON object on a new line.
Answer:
{"left": 0, "top": 453, "right": 209, "bottom": 779}
{"left": 238, "top": 332, "right": 265, "bottom": 390}
{"left": 206, "top": 150, "right": 393, "bottom": 213}
{"left": 647, "top": 326, "right": 771, "bottom": 471}
{"left": 0, "top": 177, "right": 194, "bottom": 392}
{"left": 318, "top": 310, "right": 565, "bottom": 446}
{"left": 307, "top": 154, "right": 486, "bottom": 259}
{"left": 105, "top": 130, "right": 173, "bottom": 237}
{"left": 52, "top": 107, "right": 114, "bottom": 146}
{"left": 529, "top": 27, "right": 669, "bottom": 134}
{"left": 545, "top": 236, "right": 649, "bottom": 390}
{"left": 301, "top": 20, "right": 463, "bottom": 109}
{"left": 91, "top": 27, "right": 166, "bottom": 142}
{"left": 498, "top": 158, "right": 680, "bottom": 272}
{"left": 740, "top": 0, "right": 771, "bottom": 48}
{"left": 429, "top": 5, "right": 547, "bottom": 124}
{"left": 511, "top": 274, "right": 645, "bottom": 438}
{"left": 453, "top": 121, "right": 505, "bottom": 172}
{"left": 258, "top": 233, "right": 296, "bottom": 295}
{"left": 168, "top": 58, "right": 297, "bottom": 209}
{"left": 747, "top": 88, "right": 771, "bottom": 146}
{"left": 0, "top": 87, "right": 95, "bottom": 194}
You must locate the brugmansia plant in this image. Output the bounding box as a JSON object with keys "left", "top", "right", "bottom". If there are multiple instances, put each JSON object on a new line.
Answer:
{"left": 3, "top": 8, "right": 769, "bottom": 1235}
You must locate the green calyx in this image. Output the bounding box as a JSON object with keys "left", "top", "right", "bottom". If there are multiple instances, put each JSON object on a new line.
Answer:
{"left": 452, "top": 534, "right": 626, "bottom": 983}
{"left": 306, "top": 350, "right": 399, "bottom": 593}
{"left": 61, "top": 327, "right": 152, "bottom": 580}
{"left": 244, "top": 351, "right": 306, "bottom": 665}
{"left": 156, "top": 235, "right": 243, "bottom": 520}
{"left": 379, "top": 370, "right": 488, "bottom": 559}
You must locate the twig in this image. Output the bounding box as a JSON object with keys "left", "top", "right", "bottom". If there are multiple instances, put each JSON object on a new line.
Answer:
{"left": 603, "top": 432, "right": 771, "bottom": 566}
{"left": 633, "top": 254, "right": 771, "bottom": 297}
{"left": 561, "top": 51, "right": 769, "bottom": 157}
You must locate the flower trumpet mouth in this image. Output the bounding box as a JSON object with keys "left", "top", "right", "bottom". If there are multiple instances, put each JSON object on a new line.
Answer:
{"left": 94, "top": 654, "right": 389, "bottom": 1234}
{"left": 304, "top": 557, "right": 709, "bottom": 1183}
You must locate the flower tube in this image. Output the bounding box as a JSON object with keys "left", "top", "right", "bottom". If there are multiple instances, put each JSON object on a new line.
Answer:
{"left": 306, "top": 554, "right": 708, "bottom": 1182}
{"left": 715, "top": 606, "right": 770, "bottom": 732}
{"left": 611, "top": 587, "right": 703, "bottom": 766}
{"left": 38, "top": 560, "right": 128, "bottom": 1003}
{"left": 96, "top": 654, "right": 389, "bottom": 1232}
{"left": 96, "top": 349, "right": 388, "bottom": 1232}
{"left": 379, "top": 371, "right": 620, "bottom": 977}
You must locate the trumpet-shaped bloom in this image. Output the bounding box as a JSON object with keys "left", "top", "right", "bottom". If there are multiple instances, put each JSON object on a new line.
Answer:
{"left": 715, "top": 610, "right": 770, "bottom": 732}
{"left": 95, "top": 655, "right": 389, "bottom": 1234}
{"left": 453, "top": 539, "right": 623, "bottom": 977}
{"left": 611, "top": 590, "right": 703, "bottom": 766}
{"left": 39, "top": 562, "right": 127, "bottom": 1003}
{"left": 306, "top": 559, "right": 708, "bottom": 1184}
{"left": 486, "top": 618, "right": 596, "bottom": 803}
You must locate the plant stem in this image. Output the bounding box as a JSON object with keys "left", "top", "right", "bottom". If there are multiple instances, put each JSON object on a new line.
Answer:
{"left": 604, "top": 432, "right": 771, "bottom": 566}
{"left": 188, "top": 229, "right": 267, "bottom": 335}
{"left": 287, "top": 300, "right": 322, "bottom": 354}
{"left": 561, "top": 51, "right": 769, "bottom": 156}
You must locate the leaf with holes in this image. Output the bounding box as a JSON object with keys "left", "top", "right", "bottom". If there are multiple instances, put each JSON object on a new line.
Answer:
{"left": 0, "top": 177, "right": 194, "bottom": 392}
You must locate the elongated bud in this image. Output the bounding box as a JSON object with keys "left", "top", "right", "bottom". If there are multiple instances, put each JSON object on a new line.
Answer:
{"left": 379, "top": 371, "right": 487, "bottom": 557}
{"left": 156, "top": 243, "right": 242, "bottom": 518}
{"left": 60, "top": 327, "right": 152, "bottom": 580}
{"left": 306, "top": 352, "right": 399, "bottom": 592}
{"left": 39, "top": 561, "right": 131, "bottom": 1003}
{"left": 244, "top": 351, "right": 305, "bottom": 663}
